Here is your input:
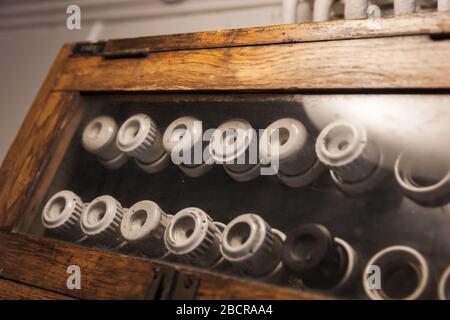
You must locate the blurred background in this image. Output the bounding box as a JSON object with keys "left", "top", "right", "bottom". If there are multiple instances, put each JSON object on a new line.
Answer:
{"left": 0, "top": 0, "right": 440, "bottom": 163}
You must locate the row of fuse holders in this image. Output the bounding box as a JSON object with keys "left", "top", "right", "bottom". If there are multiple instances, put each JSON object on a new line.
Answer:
{"left": 41, "top": 190, "right": 450, "bottom": 300}
{"left": 81, "top": 114, "right": 450, "bottom": 208}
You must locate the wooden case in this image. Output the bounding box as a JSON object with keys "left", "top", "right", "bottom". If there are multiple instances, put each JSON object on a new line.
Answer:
{"left": 0, "top": 12, "right": 450, "bottom": 300}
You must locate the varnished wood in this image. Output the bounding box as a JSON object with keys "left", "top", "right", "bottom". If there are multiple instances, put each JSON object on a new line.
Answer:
{"left": 1, "top": 14, "right": 450, "bottom": 300}
{"left": 15, "top": 94, "right": 85, "bottom": 233}
{"left": 0, "top": 232, "right": 156, "bottom": 300}
{"left": 0, "top": 232, "right": 323, "bottom": 300}
{"left": 0, "top": 45, "right": 75, "bottom": 231}
{"left": 0, "top": 279, "right": 74, "bottom": 300}
{"left": 104, "top": 12, "right": 450, "bottom": 57}
{"left": 57, "top": 35, "right": 450, "bottom": 92}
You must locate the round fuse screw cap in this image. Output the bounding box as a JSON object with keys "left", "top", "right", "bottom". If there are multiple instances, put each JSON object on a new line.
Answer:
{"left": 221, "top": 214, "right": 267, "bottom": 262}
{"left": 316, "top": 120, "right": 367, "bottom": 168}
{"left": 82, "top": 115, "right": 120, "bottom": 159}
{"left": 81, "top": 195, "right": 123, "bottom": 236}
{"left": 42, "top": 190, "right": 84, "bottom": 230}
{"left": 116, "top": 114, "right": 153, "bottom": 152}
{"left": 164, "top": 207, "right": 218, "bottom": 256}
{"left": 282, "top": 224, "right": 334, "bottom": 274}
{"left": 394, "top": 151, "right": 450, "bottom": 207}
{"left": 163, "top": 116, "right": 203, "bottom": 155}
{"left": 363, "top": 245, "right": 429, "bottom": 300}
{"left": 209, "top": 119, "right": 256, "bottom": 165}
{"left": 438, "top": 266, "right": 450, "bottom": 300}
{"left": 163, "top": 116, "right": 213, "bottom": 177}
{"left": 120, "top": 200, "right": 168, "bottom": 243}
{"left": 259, "top": 118, "right": 309, "bottom": 164}
{"left": 221, "top": 214, "right": 282, "bottom": 264}
{"left": 116, "top": 113, "right": 165, "bottom": 165}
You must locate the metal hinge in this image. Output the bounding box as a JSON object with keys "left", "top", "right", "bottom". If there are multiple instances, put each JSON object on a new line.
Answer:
{"left": 145, "top": 267, "right": 200, "bottom": 300}
{"left": 71, "top": 41, "right": 148, "bottom": 59}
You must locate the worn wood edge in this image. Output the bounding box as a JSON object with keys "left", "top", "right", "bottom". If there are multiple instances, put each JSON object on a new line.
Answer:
{"left": 148, "top": 258, "right": 327, "bottom": 300}
{"left": 0, "top": 44, "right": 75, "bottom": 230}
{"left": 56, "top": 35, "right": 450, "bottom": 92}
{"left": 0, "top": 232, "right": 326, "bottom": 300}
{"left": 103, "top": 12, "right": 450, "bottom": 56}
{"left": 0, "top": 231, "right": 156, "bottom": 300}
{"left": 0, "top": 278, "right": 75, "bottom": 300}
{"left": 14, "top": 93, "right": 84, "bottom": 233}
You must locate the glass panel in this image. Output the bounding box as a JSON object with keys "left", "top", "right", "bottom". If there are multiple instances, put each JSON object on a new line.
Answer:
{"left": 19, "top": 93, "right": 450, "bottom": 300}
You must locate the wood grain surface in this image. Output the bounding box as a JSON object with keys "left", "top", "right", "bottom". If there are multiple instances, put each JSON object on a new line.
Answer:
{"left": 103, "top": 12, "right": 450, "bottom": 57}
{"left": 0, "top": 232, "right": 324, "bottom": 300}
{"left": 0, "top": 279, "right": 74, "bottom": 300}
{"left": 57, "top": 35, "right": 450, "bottom": 92}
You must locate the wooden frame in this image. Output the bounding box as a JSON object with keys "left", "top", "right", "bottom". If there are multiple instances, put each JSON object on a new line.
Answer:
{"left": 0, "top": 12, "right": 449, "bottom": 299}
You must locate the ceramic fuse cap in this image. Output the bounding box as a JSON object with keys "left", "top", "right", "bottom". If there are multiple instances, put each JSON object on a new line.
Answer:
{"left": 221, "top": 214, "right": 284, "bottom": 278}
{"left": 282, "top": 224, "right": 359, "bottom": 292}
{"left": 81, "top": 195, "right": 125, "bottom": 247}
{"left": 438, "top": 266, "right": 450, "bottom": 300}
{"left": 363, "top": 246, "right": 430, "bottom": 300}
{"left": 209, "top": 119, "right": 260, "bottom": 182}
{"left": 117, "top": 114, "right": 169, "bottom": 173}
{"left": 163, "top": 116, "right": 213, "bottom": 178}
{"left": 164, "top": 207, "right": 222, "bottom": 267}
{"left": 81, "top": 115, "right": 128, "bottom": 169}
{"left": 259, "top": 118, "right": 325, "bottom": 188}
{"left": 120, "top": 200, "right": 172, "bottom": 257}
{"left": 42, "top": 190, "right": 85, "bottom": 241}
{"left": 316, "top": 120, "right": 384, "bottom": 194}
{"left": 394, "top": 151, "right": 450, "bottom": 207}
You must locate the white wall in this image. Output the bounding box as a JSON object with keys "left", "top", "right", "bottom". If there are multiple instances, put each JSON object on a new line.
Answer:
{"left": 0, "top": 0, "right": 437, "bottom": 163}
{"left": 0, "top": 0, "right": 285, "bottom": 164}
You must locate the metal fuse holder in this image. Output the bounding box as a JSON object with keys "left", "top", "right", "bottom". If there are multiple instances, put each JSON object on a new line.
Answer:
{"left": 259, "top": 118, "right": 325, "bottom": 188}
{"left": 81, "top": 195, "right": 125, "bottom": 247}
{"left": 117, "top": 113, "right": 169, "bottom": 173}
{"left": 221, "top": 214, "right": 286, "bottom": 281}
{"left": 282, "top": 224, "right": 359, "bottom": 292}
{"left": 120, "top": 200, "right": 172, "bottom": 258}
{"left": 164, "top": 207, "right": 222, "bottom": 267}
{"left": 316, "top": 119, "right": 385, "bottom": 194}
{"left": 81, "top": 115, "right": 129, "bottom": 169}
{"left": 394, "top": 151, "right": 450, "bottom": 207}
{"left": 41, "top": 190, "right": 85, "bottom": 241}
{"left": 163, "top": 116, "right": 213, "bottom": 178}
{"left": 209, "top": 119, "right": 260, "bottom": 182}
{"left": 363, "top": 245, "right": 430, "bottom": 300}
{"left": 120, "top": 200, "right": 172, "bottom": 257}
{"left": 438, "top": 266, "right": 450, "bottom": 300}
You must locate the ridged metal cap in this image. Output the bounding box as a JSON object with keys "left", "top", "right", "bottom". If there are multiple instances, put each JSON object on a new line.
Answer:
{"left": 316, "top": 120, "right": 379, "bottom": 183}
{"left": 42, "top": 190, "right": 85, "bottom": 240}
{"left": 120, "top": 200, "right": 171, "bottom": 257}
{"left": 221, "top": 214, "right": 283, "bottom": 277}
{"left": 81, "top": 115, "right": 122, "bottom": 161}
{"left": 116, "top": 114, "right": 165, "bottom": 164}
{"left": 81, "top": 195, "right": 124, "bottom": 246}
{"left": 164, "top": 207, "right": 221, "bottom": 267}
{"left": 259, "top": 118, "right": 317, "bottom": 177}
